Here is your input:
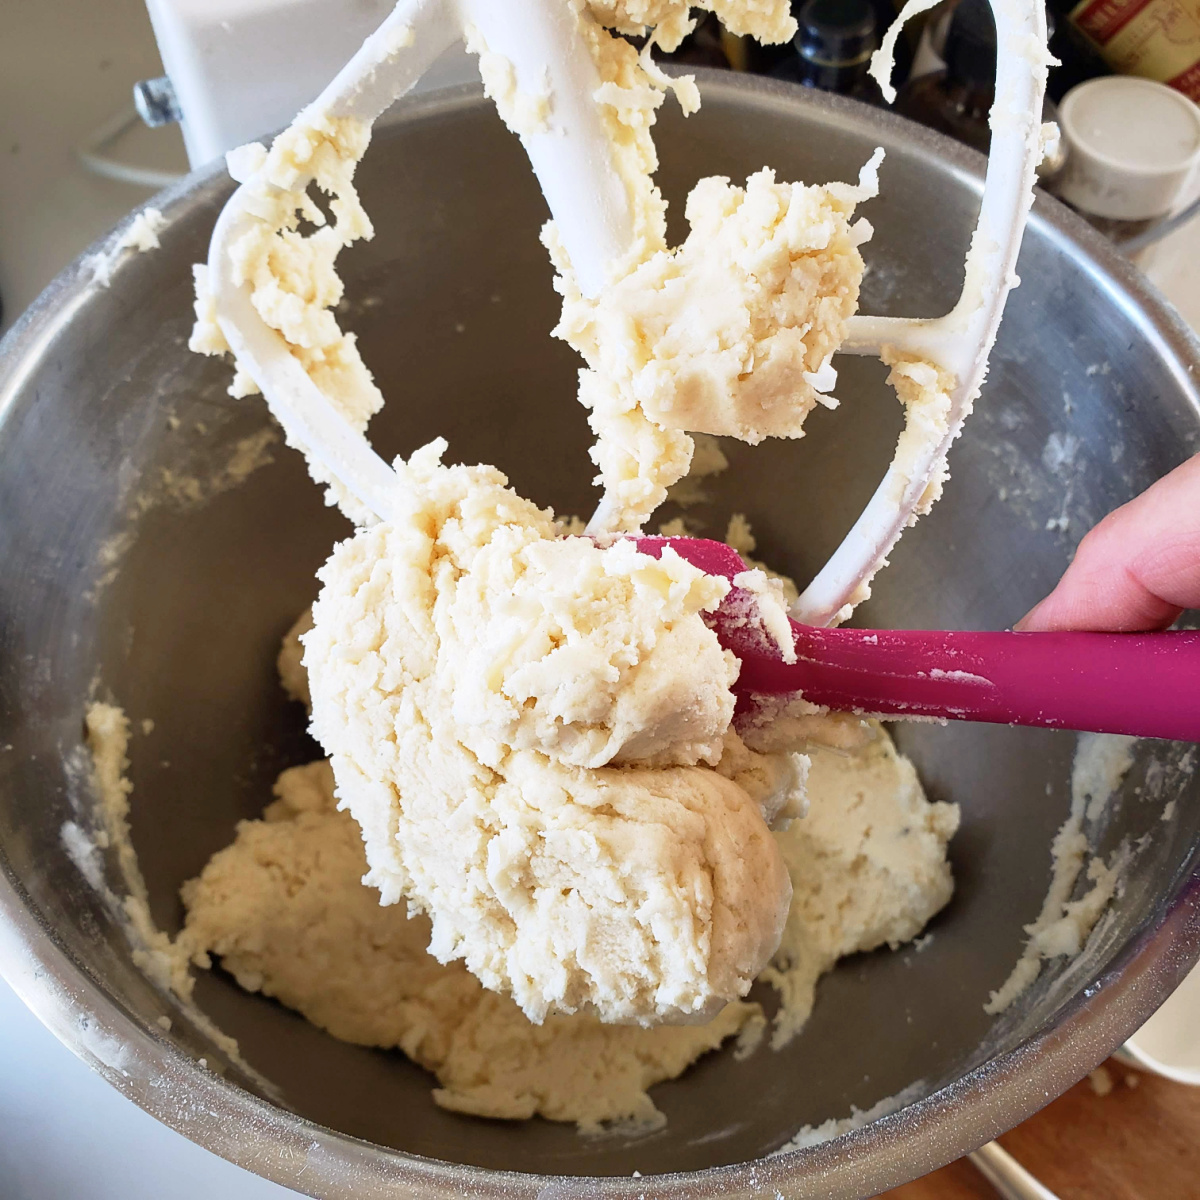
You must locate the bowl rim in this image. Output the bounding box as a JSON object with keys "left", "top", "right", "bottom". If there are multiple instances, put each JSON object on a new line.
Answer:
{"left": 2, "top": 72, "right": 1199, "bottom": 1200}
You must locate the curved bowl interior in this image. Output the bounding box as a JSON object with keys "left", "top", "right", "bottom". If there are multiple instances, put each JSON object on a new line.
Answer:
{"left": 1, "top": 76, "right": 1199, "bottom": 1197}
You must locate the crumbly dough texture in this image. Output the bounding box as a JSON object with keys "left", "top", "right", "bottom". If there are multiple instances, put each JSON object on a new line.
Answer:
{"left": 304, "top": 441, "right": 800, "bottom": 1025}
{"left": 984, "top": 733, "right": 1134, "bottom": 1014}
{"left": 72, "top": 686, "right": 950, "bottom": 1131}
{"left": 539, "top": 0, "right": 876, "bottom": 536}
{"left": 189, "top": 113, "right": 381, "bottom": 523}
{"left": 761, "top": 735, "right": 959, "bottom": 1047}
{"left": 188, "top": 0, "right": 873, "bottom": 541}
{"left": 180, "top": 759, "right": 759, "bottom": 1131}
{"left": 587, "top": 0, "right": 797, "bottom": 50}
{"left": 553, "top": 158, "right": 880, "bottom": 532}
{"left": 182, "top": 0, "right": 957, "bottom": 1060}
{"left": 277, "top": 608, "right": 314, "bottom": 710}
{"left": 465, "top": 23, "right": 552, "bottom": 138}
{"left": 180, "top": 686, "right": 957, "bottom": 1129}
{"left": 85, "top": 206, "right": 166, "bottom": 288}
{"left": 84, "top": 703, "right": 194, "bottom": 999}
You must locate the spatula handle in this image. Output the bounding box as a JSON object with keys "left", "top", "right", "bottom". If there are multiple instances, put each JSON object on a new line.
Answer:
{"left": 738, "top": 624, "right": 1200, "bottom": 742}
{"left": 629, "top": 535, "right": 1199, "bottom": 741}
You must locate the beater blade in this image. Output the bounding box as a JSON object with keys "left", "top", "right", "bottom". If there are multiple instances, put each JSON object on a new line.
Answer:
{"left": 205, "top": 0, "right": 635, "bottom": 518}
{"left": 791, "top": 0, "right": 1050, "bottom": 625}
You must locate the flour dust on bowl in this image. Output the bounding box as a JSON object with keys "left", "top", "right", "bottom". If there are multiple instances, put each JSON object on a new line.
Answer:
{"left": 1, "top": 78, "right": 1199, "bottom": 1199}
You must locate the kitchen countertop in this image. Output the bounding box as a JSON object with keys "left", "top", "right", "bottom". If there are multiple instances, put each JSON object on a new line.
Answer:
{"left": 0, "top": 0, "right": 188, "bottom": 337}
{"left": 886, "top": 1063, "right": 1200, "bottom": 1200}
{"left": 1, "top": 3, "right": 1198, "bottom": 1198}
{"left": 0, "top": 975, "right": 289, "bottom": 1199}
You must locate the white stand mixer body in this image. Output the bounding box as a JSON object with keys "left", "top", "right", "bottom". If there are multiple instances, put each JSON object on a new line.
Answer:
{"left": 143, "top": 0, "right": 478, "bottom": 166}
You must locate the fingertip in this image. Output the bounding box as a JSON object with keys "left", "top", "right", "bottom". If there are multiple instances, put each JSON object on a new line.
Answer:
{"left": 1013, "top": 597, "right": 1051, "bottom": 633}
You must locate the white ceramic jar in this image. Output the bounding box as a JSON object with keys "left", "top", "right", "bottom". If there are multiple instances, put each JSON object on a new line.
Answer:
{"left": 1117, "top": 960, "right": 1200, "bottom": 1086}
{"left": 1056, "top": 76, "right": 1200, "bottom": 221}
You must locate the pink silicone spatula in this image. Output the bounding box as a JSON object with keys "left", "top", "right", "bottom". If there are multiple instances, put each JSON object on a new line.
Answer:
{"left": 633, "top": 537, "right": 1200, "bottom": 742}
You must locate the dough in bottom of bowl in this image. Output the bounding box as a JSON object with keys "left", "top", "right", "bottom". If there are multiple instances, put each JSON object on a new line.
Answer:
{"left": 181, "top": 757, "right": 762, "bottom": 1132}
{"left": 174, "top": 643, "right": 958, "bottom": 1131}
{"left": 80, "top": 505, "right": 959, "bottom": 1133}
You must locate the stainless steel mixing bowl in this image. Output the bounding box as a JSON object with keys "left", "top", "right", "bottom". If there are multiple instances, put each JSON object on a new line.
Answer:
{"left": 1, "top": 75, "right": 1198, "bottom": 1199}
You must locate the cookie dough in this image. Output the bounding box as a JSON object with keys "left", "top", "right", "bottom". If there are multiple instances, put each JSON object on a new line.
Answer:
{"left": 181, "top": 759, "right": 760, "bottom": 1131}
{"left": 277, "top": 608, "right": 313, "bottom": 710}
{"left": 190, "top": 0, "right": 871, "bottom": 538}
{"left": 177, "top": 631, "right": 958, "bottom": 1129}
{"left": 552, "top": 157, "right": 881, "bottom": 532}
{"left": 184, "top": 0, "right": 906, "bottom": 1029}
{"left": 984, "top": 732, "right": 1135, "bottom": 1014}
{"left": 762, "top": 735, "right": 959, "bottom": 1047}
{"left": 303, "top": 443, "right": 801, "bottom": 1025}
{"left": 189, "top": 113, "right": 382, "bottom": 524}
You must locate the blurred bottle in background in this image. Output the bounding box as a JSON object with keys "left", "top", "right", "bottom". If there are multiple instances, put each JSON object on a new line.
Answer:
{"left": 663, "top": 0, "right": 1198, "bottom": 117}
{"left": 652, "top": 11, "right": 734, "bottom": 68}
{"left": 893, "top": 0, "right": 997, "bottom": 152}
{"left": 734, "top": 0, "right": 912, "bottom": 90}
{"left": 770, "top": 0, "right": 887, "bottom": 101}
{"left": 1045, "top": 0, "right": 1113, "bottom": 100}
{"left": 892, "top": 0, "right": 1067, "bottom": 173}
{"left": 656, "top": 0, "right": 1198, "bottom": 262}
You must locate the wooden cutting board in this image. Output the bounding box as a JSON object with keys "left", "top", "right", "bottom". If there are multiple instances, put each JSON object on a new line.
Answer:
{"left": 883, "top": 1059, "right": 1200, "bottom": 1199}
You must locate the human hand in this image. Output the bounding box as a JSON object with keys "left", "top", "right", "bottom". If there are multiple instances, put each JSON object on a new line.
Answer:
{"left": 1015, "top": 452, "right": 1200, "bottom": 633}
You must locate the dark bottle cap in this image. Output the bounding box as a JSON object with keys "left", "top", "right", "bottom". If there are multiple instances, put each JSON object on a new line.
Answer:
{"left": 944, "top": 0, "right": 998, "bottom": 88}
{"left": 795, "top": 0, "right": 878, "bottom": 71}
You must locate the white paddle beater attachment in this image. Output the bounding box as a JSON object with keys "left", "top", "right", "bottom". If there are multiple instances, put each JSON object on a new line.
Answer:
{"left": 795, "top": 0, "right": 1051, "bottom": 624}
{"left": 204, "top": 0, "right": 635, "bottom": 525}
{"left": 205, "top": 0, "right": 1049, "bottom": 624}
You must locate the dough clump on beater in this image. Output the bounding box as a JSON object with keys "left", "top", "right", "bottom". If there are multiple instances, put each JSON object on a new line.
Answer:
{"left": 301, "top": 441, "right": 802, "bottom": 1025}
{"left": 551, "top": 158, "right": 881, "bottom": 532}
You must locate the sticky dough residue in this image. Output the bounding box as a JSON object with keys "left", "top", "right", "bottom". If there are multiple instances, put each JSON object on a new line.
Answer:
{"left": 464, "top": 23, "right": 552, "bottom": 138}
{"left": 71, "top": 704, "right": 267, "bottom": 1079}
{"left": 820, "top": 347, "right": 956, "bottom": 624}
{"left": 85, "top": 206, "right": 166, "bottom": 288}
{"left": 985, "top": 733, "right": 1138, "bottom": 1015}
{"left": 189, "top": 113, "right": 382, "bottom": 523}
{"left": 569, "top": 0, "right": 802, "bottom": 266}
{"left": 773, "top": 1079, "right": 928, "bottom": 1153}
{"left": 86, "top": 425, "right": 279, "bottom": 603}
{"left": 80, "top": 703, "right": 194, "bottom": 999}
